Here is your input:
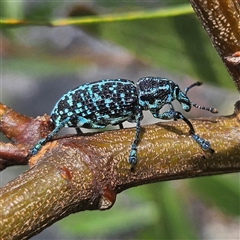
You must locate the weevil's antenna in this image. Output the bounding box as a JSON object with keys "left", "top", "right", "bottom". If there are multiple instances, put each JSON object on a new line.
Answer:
{"left": 185, "top": 81, "right": 202, "bottom": 95}
{"left": 191, "top": 102, "right": 218, "bottom": 113}
{"left": 185, "top": 81, "right": 218, "bottom": 114}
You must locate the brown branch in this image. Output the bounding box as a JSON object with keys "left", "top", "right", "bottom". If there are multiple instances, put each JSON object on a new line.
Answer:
{"left": 190, "top": 0, "right": 240, "bottom": 91}
{"left": 1, "top": 100, "right": 240, "bottom": 238}
{"left": 0, "top": 103, "right": 53, "bottom": 170}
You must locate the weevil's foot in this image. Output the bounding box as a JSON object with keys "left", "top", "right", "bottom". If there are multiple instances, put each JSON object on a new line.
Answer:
{"left": 75, "top": 127, "right": 83, "bottom": 135}
{"left": 191, "top": 134, "right": 215, "bottom": 153}
{"left": 26, "top": 139, "right": 46, "bottom": 159}
{"left": 25, "top": 152, "right": 32, "bottom": 160}
{"left": 25, "top": 148, "right": 37, "bottom": 160}
{"left": 207, "top": 147, "right": 215, "bottom": 154}
{"left": 129, "top": 163, "right": 134, "bottom": 172}
{"left": 128, "top": 150, "right": 137, "bottom": 172}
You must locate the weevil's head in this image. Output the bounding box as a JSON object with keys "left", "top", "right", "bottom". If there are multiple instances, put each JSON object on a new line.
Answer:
{"left": 136, "top": 76, "right": 191, "bottom": 112}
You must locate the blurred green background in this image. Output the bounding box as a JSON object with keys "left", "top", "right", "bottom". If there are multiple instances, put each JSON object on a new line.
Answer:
{"left": 1, "top": 0, "right": 239, "bottom": 239}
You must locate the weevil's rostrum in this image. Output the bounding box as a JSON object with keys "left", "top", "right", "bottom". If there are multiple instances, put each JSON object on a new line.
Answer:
{"left": 29, "top": 76, "right": 218, "bottom": 170}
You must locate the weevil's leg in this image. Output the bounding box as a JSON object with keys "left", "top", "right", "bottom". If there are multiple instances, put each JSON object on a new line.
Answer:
{"left": 151, "top": 109, "right": 176, "bottom": 121}
{"left": 73, "top": 114, "right": 83, "bottom": 134}
{"left": 27, "top": 117, "right": 70, "bottom": 158}
{"left": 128, "top": 109, "right": 143, "bottom": 171}
{"left": 191, "top": 134, "right": 214, "bottom": 153}
{"left": 75, "top": 127, "right": 83, "bottom": 135}
{"left": 151, "top": 109, "right": 195, "bottom": 132}
{"left": 169, "top": 104, "right": 177, "bottom": 121}
{"left": 76, "top": 116, "right": 106, "bottom": 129}
{"left": 119, "top": 123, "right": 124, "bottom": 129}
{"left": 150, "top": 109, "right": 214, "bottom": 152}
{"left": 172, "top": 111, "right": 214, "bottom": 153}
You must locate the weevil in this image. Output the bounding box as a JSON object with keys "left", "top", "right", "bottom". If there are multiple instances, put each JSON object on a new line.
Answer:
{"left": 28, "top": 77, "right": 218, "bottom": 170}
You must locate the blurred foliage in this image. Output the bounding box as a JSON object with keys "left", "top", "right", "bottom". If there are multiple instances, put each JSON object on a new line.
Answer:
{"left": 1, "top": 0, "right": 239, "bottom": 239}
{"left": 190, "top": 174, "right": 240, "bottom": 216}
{"left": 59, "top": 174, "right": 240, "bottom": 239}
{"left": 101, "top": 15, "right": 232, "bottom": 88}
{"left": 1, "top": 1, "right": 234, "bottom": 88}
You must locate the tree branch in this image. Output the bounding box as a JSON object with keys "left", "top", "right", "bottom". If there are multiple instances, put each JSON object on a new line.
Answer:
{"left": 190, "top": 0, "right": 240, "bottom": 91}
{"left": 1, "top": 100, "right": 240, "bottom": 238}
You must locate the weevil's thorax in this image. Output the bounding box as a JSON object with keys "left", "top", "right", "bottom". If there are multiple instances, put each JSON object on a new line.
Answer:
{"left": 136, "top": 77, "right": 177, "bottom": 111}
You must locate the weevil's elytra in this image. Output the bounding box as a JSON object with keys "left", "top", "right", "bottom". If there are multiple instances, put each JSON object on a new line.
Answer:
{"left": 50, "top": 79, "right": 139, "bottom": 129}
{"left": 28, "top": 77, "right": 218, "bottom": 170}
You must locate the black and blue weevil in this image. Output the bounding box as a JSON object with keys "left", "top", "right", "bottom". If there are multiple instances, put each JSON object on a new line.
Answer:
{"left": 28, "top": 76, "right": 218, "bottom": 170}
